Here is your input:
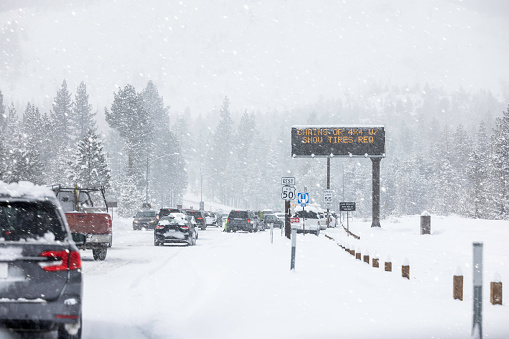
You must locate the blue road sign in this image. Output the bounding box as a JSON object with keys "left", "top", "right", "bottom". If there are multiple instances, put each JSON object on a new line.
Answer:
{"left": 298, "top": 192, "right": 309, "bottom": 206}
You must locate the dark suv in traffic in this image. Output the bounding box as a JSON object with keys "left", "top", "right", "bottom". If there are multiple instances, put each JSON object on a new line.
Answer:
{"left": 226, "top": 210, "right": 262, "bottom": 232}
{"left": 0, "top": 181, "right": 82, "bottom": 338}
{"left": 133, "top": 209, "right": 158, "bottom": 230}
{"left": 182, "top": 209, "right": 207, "bottom": 230}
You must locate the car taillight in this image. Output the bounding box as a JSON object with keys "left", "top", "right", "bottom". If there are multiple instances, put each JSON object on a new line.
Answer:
{"left": 197, "top": 217, "right": 203, "bottom": 220}
{"left": 39, "top": 250, "right": 81, "bottom": 271}
{"left": 180, "top": 225, "right": 189, "bottom": 229}
{"left": 247, "top": 219, "right": 251, "bottom": 223}
{"left": 156, "top": 225, "right": 165, "bottom": 229}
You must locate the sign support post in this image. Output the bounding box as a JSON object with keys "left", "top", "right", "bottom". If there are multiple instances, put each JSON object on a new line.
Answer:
{"left": 371, "top": 157, "right": 381, "bottom": 227}
{"left": 281, "top": 177, "right": 296, "bottom": 240}
{"left": 472, "top": 242, "right": 483, "bottom": 338}
{"left": 326, "top": 157, "right": 330, "bottom": 228}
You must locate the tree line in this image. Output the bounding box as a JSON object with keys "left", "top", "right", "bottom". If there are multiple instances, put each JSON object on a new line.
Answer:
{"left": 0, "top": 80, "right": 186, "bottom": 217}
{"left": 1, "top": 81, "right": 508, "bottom": 220}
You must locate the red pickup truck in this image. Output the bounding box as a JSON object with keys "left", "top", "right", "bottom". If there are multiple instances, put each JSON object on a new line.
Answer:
{"left": 52, "top": 185, "right": 112, "bottom": 260}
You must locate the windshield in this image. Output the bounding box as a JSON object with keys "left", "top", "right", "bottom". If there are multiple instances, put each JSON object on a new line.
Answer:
{"left": 0, "top": 201, "right": 67, "bottom": 241}
{"left": 136, "top": 211, "right": 156, "bottom": 218}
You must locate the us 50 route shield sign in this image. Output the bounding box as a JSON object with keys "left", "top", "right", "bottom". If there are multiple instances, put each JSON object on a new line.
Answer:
{"left": 291, "top": 126, "right": 385, "bottom": 158}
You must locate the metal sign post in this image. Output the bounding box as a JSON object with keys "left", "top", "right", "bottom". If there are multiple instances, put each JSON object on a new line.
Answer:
{"left": 472, "top": 242, "right": 483, "bottom": 338}
{"left": 298, "top": 192, "right": 309, "bottom": 235}
{"left": 281, "top": 177, "right": 296, "bottom": 240}
{"left": 340, "top": 202, "right": 356, "bottom": 234}
{"left": 290, "top": 228, "right": 297, "bottom": 270}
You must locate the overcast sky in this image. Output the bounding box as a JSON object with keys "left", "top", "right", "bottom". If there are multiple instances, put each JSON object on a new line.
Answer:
{"left": 1, "top": 0, "right": 508, "bottom": 119}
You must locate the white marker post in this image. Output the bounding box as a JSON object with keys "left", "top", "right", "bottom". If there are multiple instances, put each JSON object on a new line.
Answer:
{"left": 290, "top": 228, "right": 297, "bottom": 270}
{"left": 472, "top": 242, "right": 483, "bottom": 339}
{"left": 270, "top": 223, "right": 274, "bottom": 244}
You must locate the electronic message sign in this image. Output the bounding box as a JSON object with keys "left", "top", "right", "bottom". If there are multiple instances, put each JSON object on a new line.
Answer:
{"left": 291, "top": 125, "right": 385, "bottom": 158}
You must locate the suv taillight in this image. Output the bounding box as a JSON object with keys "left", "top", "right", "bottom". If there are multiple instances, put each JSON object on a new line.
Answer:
{"left": 39, "top": 250, "right": 81, "bottom": 271}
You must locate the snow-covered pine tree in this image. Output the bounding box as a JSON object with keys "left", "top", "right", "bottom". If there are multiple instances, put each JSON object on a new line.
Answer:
{"left": 73, "top": 81, "right": 97, "bottom": 142}
{"left": 207, "top": 97, "right": 234, "bottom": 204}
{"left": 0, "top": 90, "right": 6, "bottom": 132}
{"left": 466, "top": 121, "right": 491, "bottom": 218}
{"left": 117, "top": 173, "right": 143, "bottom": 218}
{"left": 105, "top": 84, "right": 150, "bottom": 190}
{"left": 4, "top": 128, "right": 43, "bottom": 184}
{"left": 68, "top": 129, "right": 111, "bottom": 188}
{"left": 50, "top": 80, "right": 74, "bottom": 149}
{"left": 490, "top": 104, "right": 509, "bottom": 218}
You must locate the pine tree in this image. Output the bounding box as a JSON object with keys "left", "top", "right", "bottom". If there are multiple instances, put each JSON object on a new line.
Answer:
{"left": 68, "top": 129, "right": 111, "bottom": 188}
{"left": 51, "top": 80, "right": 74, "bottom": 148}
{"left": 466, "top": 122, "right": 491, "bottom": 218}
{"left": 207, "top": 97, "right": 234, "bottom": 203}
{"left": 105, "top": 84, "right": 151, "bottom": 189}
{"left": 73, "top": 81, "right": 97, "bottom": 141}
{"left": 0, "top": 90, "right": 6, "bottom": 132}
{"left": 4, "top": 129, "right": 43, "bottom": 184}
{"left": 490, "top": 104, "right": 509, "bottom": 218}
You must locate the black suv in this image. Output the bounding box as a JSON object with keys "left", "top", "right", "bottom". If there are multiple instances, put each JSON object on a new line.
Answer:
{"left": 0, "top": 181, "right": 82, "bottom": 337}
{"left": 226, "top": 210, "right": 261, "bottom": 232}
{"left": 133, "top": 209, "right": 158, "bottom": 230}
{"left": 183, "top": 209, "right": 207, "bottom": 230}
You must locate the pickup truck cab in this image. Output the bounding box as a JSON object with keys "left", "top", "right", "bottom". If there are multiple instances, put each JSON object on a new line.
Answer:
{"left": 53, "top": 186, "right": 112, "bottom": 260}
{"left": 291, "top": 209, "right": 321, "bottom": 235}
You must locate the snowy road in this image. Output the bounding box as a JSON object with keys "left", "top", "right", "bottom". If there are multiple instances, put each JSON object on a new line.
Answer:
{"left": 79, "top": 217, "right": 509, "bottom": 339}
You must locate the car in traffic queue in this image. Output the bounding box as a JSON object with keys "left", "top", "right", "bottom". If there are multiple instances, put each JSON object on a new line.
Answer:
{"left": 263, "top": 213, "right": 284, "bottom": 229}
{"left": 182, "top": 209, "right": 207, "bottom": 230}
{"left": 291, "top": 208, "right": 321, "bottom": 235}
{"left": 132, "top": 209, "right": 158, "bottom": 230}
{"left": 158, "top": 207, "right": 182, "bottom": 221}
{"left": 226, "top": 210, "right": 263, "bottom": 233}
{"left": 0, "top": 181, "right": 82, "bottom": 338}
{"left": 154, "top": 213, "right": 198, "bottom": 246}
{"left": 204, "top": 211, "right": 219, "bottom": 227}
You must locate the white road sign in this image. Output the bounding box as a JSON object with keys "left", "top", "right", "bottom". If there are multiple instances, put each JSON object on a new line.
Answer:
{"left": 323, "top": 189, "right": 333, "bottom": 203}
{"left": 281, "top": 186, "right": 296, "bottom": 200}
{"left": 281, "top": 177, "right": 295, "bottom": 186}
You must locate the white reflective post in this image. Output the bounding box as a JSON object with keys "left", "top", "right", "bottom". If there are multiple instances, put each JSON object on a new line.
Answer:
{"left": 290, "top": 229, "right": 297, "bottom": 270}
{"left": 472, "top": 242, "right": 483, "bottom": 339}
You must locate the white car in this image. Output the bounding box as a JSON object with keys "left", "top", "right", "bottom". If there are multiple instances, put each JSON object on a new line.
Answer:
{"left": 291, "top": 209, "right": 321, "bottom": 235}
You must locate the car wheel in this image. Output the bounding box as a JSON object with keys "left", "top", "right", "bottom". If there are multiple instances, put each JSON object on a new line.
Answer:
{"left": 57, "top": 314, "right": 82, "bottom": 339}
{"left": 92, "top": 248, "right": 107, "bottom": 261}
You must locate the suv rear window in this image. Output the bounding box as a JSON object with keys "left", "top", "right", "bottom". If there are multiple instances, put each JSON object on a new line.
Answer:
{"left": 0, "top": 201, "right": 67, "bottom": 241}
{"left": 294, "top": 210, "right": 318, "bottom": 219}
{"left": 228, "top": 211, "right": 249, "bottom": 218}
{"left": 159, "top": 208, "right": 181, "bottom": 218}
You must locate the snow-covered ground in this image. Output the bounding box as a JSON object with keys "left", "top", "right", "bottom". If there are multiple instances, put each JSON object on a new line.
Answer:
{"left": 69, "top": 213, "right": 509, "bottom": 338}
